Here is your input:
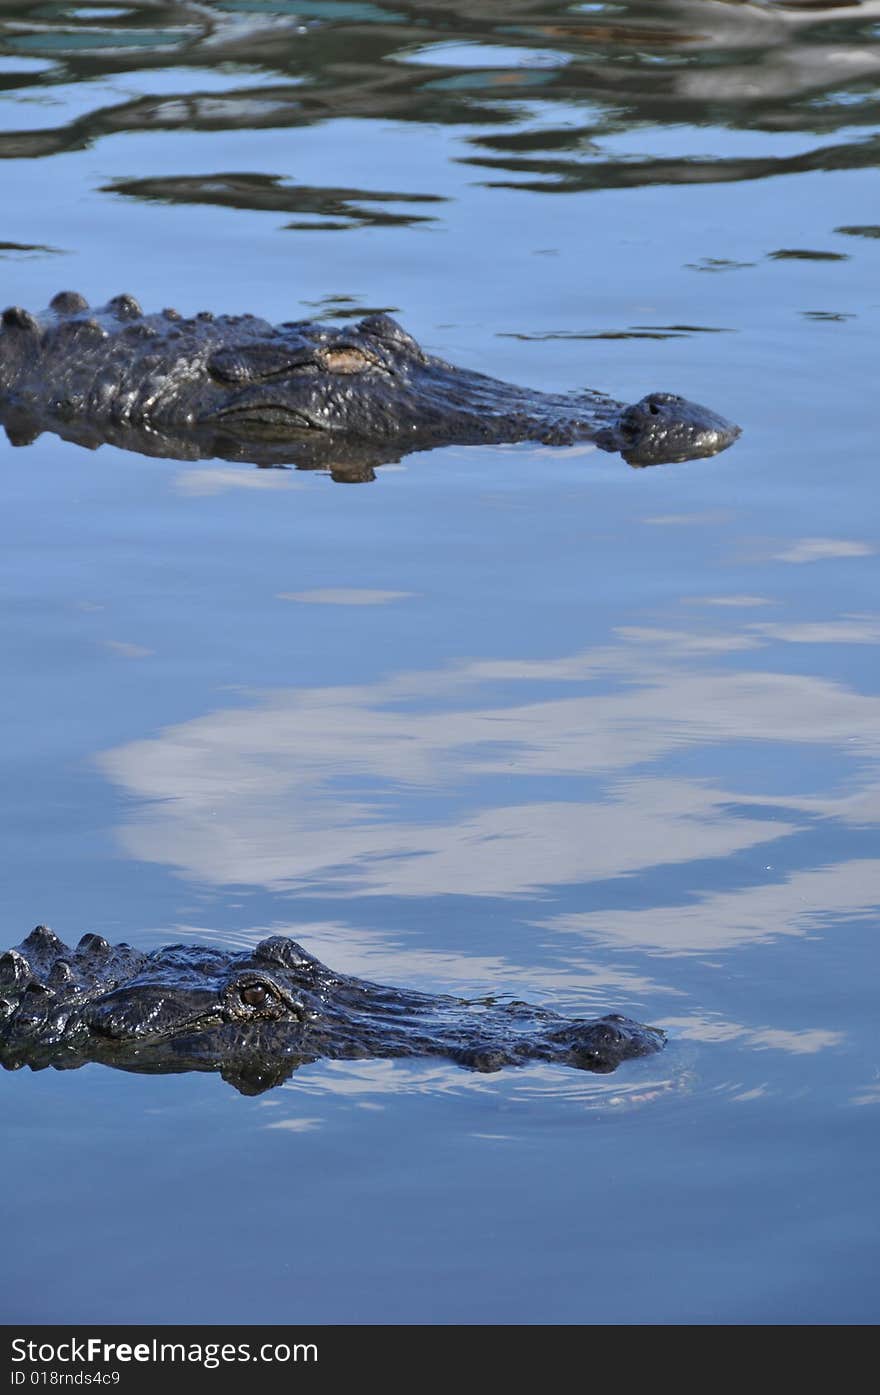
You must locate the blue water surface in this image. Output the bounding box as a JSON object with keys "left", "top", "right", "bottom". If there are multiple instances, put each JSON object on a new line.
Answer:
{"left": 1, "top": 0, "right": 879, "bottom": 1325}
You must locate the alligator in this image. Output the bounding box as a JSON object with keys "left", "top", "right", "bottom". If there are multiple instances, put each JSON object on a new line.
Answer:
{"left": 0, "top": 926, "right": 666, "bottom": 1095}
{"left": 0, "top": 293, "right": 741, "bottom": 479}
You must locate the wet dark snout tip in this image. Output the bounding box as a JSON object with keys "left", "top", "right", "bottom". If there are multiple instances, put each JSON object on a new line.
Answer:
{"left": 597, "top": 391, "right": 741, "bottom": 467}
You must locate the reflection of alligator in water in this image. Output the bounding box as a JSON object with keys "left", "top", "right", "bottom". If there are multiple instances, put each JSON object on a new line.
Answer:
{"left": 0, "top": 926, "right": 666, "bottom": 1095}
{"left": 0, "top": 293, "right": 740, "bottom": 477}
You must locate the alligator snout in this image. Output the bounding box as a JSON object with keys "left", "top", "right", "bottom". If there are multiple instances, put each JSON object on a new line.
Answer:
{"left": 596, "top": 392, "right": 741, "bottom": 467}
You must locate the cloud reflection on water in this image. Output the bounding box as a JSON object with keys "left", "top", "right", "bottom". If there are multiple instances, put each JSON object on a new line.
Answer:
{"left": 99, "top": 608, "right": 880, "bottom": 958}
{"left": 541, "top": 859, "right": 880, "bottom": 953}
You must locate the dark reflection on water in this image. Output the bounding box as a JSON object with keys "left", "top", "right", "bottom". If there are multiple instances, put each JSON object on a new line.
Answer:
{"left": 105, "top": 171, "right": 446, "bottom": 229}
{"left": 0, "top": 237, "right": 61, "bottom": 254}
{"left": 503, "top": 324, "right": 734, "bottom": 340}
{"left": 1, "top": 0, "right": 879, "bottom": 1326}
{"left": 2, "top": 0, "right": 880, "bottom": 189}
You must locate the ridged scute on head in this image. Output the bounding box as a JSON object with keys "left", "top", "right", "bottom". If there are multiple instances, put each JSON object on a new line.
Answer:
{"left": 0, "top": 948, "right": 32, "bottom": 990}
{"left": 254, "top": 936, "right": 316, "bottom": 971}
{"left": 67, "top": 318, "right": 108, "bottom": 344}
{"left": 357, "top": 313, "right": 424, "bottom": 358}
{"left": 14, "top": 980, "right": 55, "bottom": 1030}
{"left": 50, "top": 291, "right": 89, "bottom": 315}
{"left": 76, "top": 932, "right": 111, "bottom": 958}
{"left": 108, "top": 294, "right": 142, "bottom": 321}
{"left": 2, "top": 306, "right": 40, "bottom": 334}
{"left": 121, "top": 322, "right": 158, "bottom": 341}
{"left": 23, "top": 925, "right": 65, "bottom": 955}
{"left": 13, "top": 925, "right": 72, "bottom": 982}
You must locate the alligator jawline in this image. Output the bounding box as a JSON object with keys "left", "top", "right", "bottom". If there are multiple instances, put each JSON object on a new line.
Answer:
{"left": 212, "top": 404, "right": 324, "bottom": 432}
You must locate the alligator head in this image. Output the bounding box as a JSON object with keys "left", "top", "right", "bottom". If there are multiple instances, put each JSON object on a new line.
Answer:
{"left": 0, "top": 294, "right": 742, "bottom": 475}
{"left": 0, "top": 926, "right": 666, "bottom": 1095}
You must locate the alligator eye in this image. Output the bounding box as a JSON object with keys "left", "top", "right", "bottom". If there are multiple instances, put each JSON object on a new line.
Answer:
{"left": 648, "top": 402, "right": 660, "bottom": 415}
{"left": 321, "top": 347, "right": 373, "bottom": 374}
{"left": 225, "top": 976, "right": 287, "bottom": 1019}
{"left": 241, "top": 983, "right": 269, "bottom": 1008}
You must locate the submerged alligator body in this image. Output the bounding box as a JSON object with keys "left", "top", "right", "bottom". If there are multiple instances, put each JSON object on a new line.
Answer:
{"left": 0, "top": 293, "right": 740, "bottom": 478}
{"left": 0, "top": 926, "right": 665, "bottom": 1095}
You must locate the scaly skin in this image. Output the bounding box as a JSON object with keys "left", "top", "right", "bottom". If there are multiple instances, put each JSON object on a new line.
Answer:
{"left": 0, "top": 293, "right": 741, "bottom": 476}
{"left": 0, "top": 926, "right": 666, "bottom": 1095}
